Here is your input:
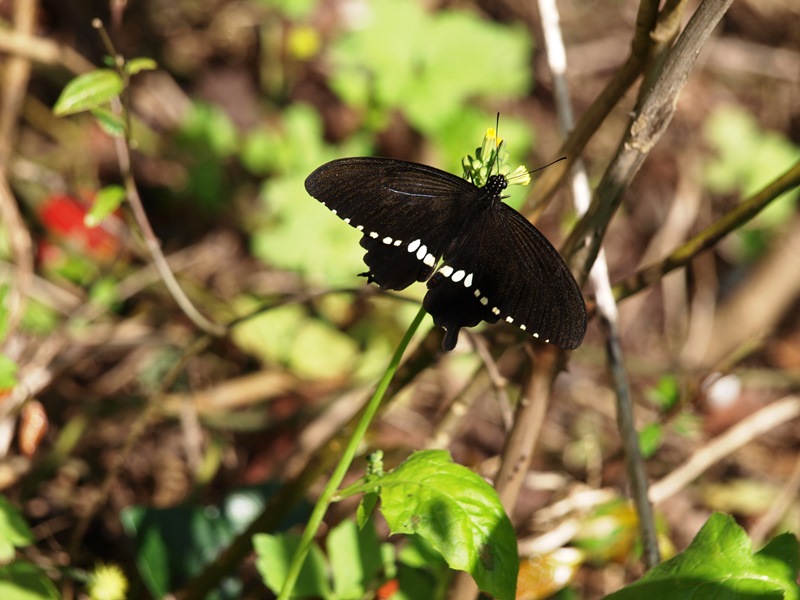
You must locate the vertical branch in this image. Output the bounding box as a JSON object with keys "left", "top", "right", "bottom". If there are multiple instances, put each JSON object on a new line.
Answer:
{"left": 539, "top": 0, "right": 662, "bottom": 569}
{"left": 0, "top": 0, "right": 38, "bottom": 347}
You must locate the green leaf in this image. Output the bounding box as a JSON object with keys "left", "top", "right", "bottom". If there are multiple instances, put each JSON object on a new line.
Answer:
{"left": 125, "top": 57, "right": 158, "bottom": 75}
{"left": 377, "top": 450, "right": 517, "bottom": 600}
{"left": 0, "top": 496, "right": 34, "bottom": 562}
{"left": 53, "top": 69, "right": 123, "bottom": 116}
{"left": 85, "top": 185, "right": 126, "bottom": 227}
{"left": 356, "top": 492, "right": 379, "bottom": 530}
{"left": 0, "top": 562, "right": 60, "bottom": 600}
{"left": 120, "top": 484, "right": 302, "bottom": 600}
{"left": 253, "top": 533, "right": 331, "bottom": 598}
{"left": 637, "top": 423, "right": 662, "bottom": 459}
{"left": 329, "top": 0, "right": 531, "bottom": 137}
{"left": 604, "top": 513, "right": 800, "bottom": 600}
{"left": 327, "top": 519, "right": 382, "bottom": 599}
{"left": 91, "top": 108, "right": 126, "bottom": 137}
{"left": 0, "top": 354, "right": 18, "bottom": 391}
{"left": 647, "top": 375, "right": 680, "bottom": 411}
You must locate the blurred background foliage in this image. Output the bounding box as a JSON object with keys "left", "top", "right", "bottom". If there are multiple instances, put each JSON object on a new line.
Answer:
{"left": 0, "top": 0, "right": 799, "bottom": 598}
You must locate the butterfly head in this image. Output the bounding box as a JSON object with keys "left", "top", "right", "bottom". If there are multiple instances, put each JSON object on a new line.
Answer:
{"left": 462, "top": 126, "right": 530, "bottom": 190}
{"left": 485, "top": 174, "right": 508, "bottom": 197}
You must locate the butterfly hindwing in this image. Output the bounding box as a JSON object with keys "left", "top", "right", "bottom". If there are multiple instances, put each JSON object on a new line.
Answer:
{"left": 423, "top": 202, "right": 587, "bottom": 350}
{"left": 305, "top": 158, "right": 481, "bottom": 290}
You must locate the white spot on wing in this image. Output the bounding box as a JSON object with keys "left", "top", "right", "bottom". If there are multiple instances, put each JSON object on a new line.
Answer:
{"left": 382, "top": 236, "right": 393, "bottom": 245}
{"left": 416, "top": 244, "right": 428, "bottom": 260}
{"left": 441, "top": 265, "right": 454, "bottom": 278}
{"left": 505, "top": 316, "right": 514, "bottom": 324}
{"left": 473, "top": 289, "right": 481, "bottom": 298}
{"left": 452, "top": 270, "right": 465, "bottom": 283}
{"left": 520, "top": 324, "right": 527, "bottom": 331}
{"left": 357, "top": 225, "right": 364, "bottom": 231}
{"left": 464, "top": 273, "right": 473, "bottom": 287}
{"left": 491, "top": 307, "right": 500, "bottom": 315}
{"left": 408, "top": 239, "right": 421, "bottom": 253}
{"left": 331, "top": 209, "right": 338, "bottom": 215}
{"left": 423, "top": 253, "right": 435, "bottom": 267}
{"left": 533, "top": 332, "right": 539, "bottom": 338}
{"left": 344, "top": 218, "right": 351, "bottom": 224}
{"left": 480, "top": 297, "right": 488, "bottom": 306}
{"left": 370, "top": 231, "right": 379, "bottom": 239}
{"left": 393, "top": 239, "right": 402, "bottom": 246}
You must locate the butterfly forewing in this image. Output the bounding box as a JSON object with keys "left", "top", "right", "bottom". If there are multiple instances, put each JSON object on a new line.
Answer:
{"left": 305, "top": 158, "right": 482, "bottom": 290}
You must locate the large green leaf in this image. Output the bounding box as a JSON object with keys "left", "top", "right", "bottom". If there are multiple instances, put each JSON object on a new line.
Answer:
{"left": 604, "top": 512, "right": 800, "bottom": 600}
{"left": 378, "top": 450, "right": 517, "bottom": 600}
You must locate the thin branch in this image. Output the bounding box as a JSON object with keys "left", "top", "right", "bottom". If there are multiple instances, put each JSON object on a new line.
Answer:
{"left": 612, "top": 160, "right": 800, "bottom": 301}
{"left": 92, "top": 19, "right": 226, "bottom": 337}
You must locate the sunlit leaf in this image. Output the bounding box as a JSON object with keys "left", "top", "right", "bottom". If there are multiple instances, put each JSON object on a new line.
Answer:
{"left": 605, "top": 513, "right": 800, "bottom": 600}
{"left": 378, "top": 450, "right": 517, "bottom": 600}
{"left": 53, "top": 69, "right": 123, "bottom": 116}
{"left": 85, "top": 185, "right": 126, "bottom": 227}
{"left": 253, "top": 533, "right": 330, "bottom": 598}
{"left": 125, "top": 57, "right": 158, "bottom": 75}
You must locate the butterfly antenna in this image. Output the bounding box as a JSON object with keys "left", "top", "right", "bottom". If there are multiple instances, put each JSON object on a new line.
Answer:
{"left": 494, "top": 112, "right": 501, "bottom": 175}
{"left": 529, "top": 156, "right": 566, "bottom": 175}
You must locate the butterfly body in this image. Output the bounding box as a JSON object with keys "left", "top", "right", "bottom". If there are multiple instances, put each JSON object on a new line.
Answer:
{"left": 305, "top": 157, "right": 587, "bottom": 351}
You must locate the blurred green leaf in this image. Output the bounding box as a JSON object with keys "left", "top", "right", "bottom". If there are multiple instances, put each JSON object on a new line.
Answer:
{"left": 123, "top": 484, "right": 305, "bottom": 599}
{"left": 288, "top": 319, "right": 358, "bottom": 379}
{"left": 53, "top": 69, "right": 123, "bottom": 116}
{"left": 88, "top": 277, "right": 121, "bottom": 312}
{"left": 604, "top": 513, "right": 800, "bottom": 600}
{"left": 91, "top": 108, "right": 126, "bottom": 137}
{"left": 704, "top": 105, "right": 800, "bottom": 261}
{"left": 231, "top": 303, "right": 305, "bottom": 366}
{"left": 125, "top": 57, "right": 158, "bottom": 75}
{"left": 0, "top": 561, "right": 59, "bottom": 600}
{"left": 252, "top": 175, "right": 366, "bottom": 286}
{"left": 573, "top": 500, "right": 638, "bottom": 563}
{"left": 327, "top": 519, "right": 383, "bottom": 599}
{"left": 647, "top": 375, "right": 680, "bottom": 411}
{"left": 231, "top": 301, "right": 359, "bottom": 379}
{"left": 176, "top": 102, "right": 240, "bottom": 209}
{"left": 256, "top": 0, "right": 317, "bottom": 20}
{"left": 637, "top": 423, "right": 663, "bottom": 459}
{"left": 254, "top": 533, "right": 331, "bottom": 598}
{"left": 181, "top": 102, "right": 239, "bottom": 159}
{"left": 85, "top": 185, "right": 125, "bottom": 227}
{"left": 0, "top": 355, "right": 17, "bottom": 391}
{"left": 22, "top": 301, "right": 59, "bottom": 335}
{"left": 0, "top": 495, "right": 33, "bottom": 562}
{"left": 329, "top": 0, "right": 532, "bottom": 138}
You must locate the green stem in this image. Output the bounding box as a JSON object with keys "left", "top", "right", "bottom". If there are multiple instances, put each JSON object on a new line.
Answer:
{"left": 277, "top": 306, "right": 427, "bottom": 600}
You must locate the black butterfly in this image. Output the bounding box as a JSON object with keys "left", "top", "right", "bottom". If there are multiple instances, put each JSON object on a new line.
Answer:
{"left": 304, "top": 157, "right": 587, "bottom": 351}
